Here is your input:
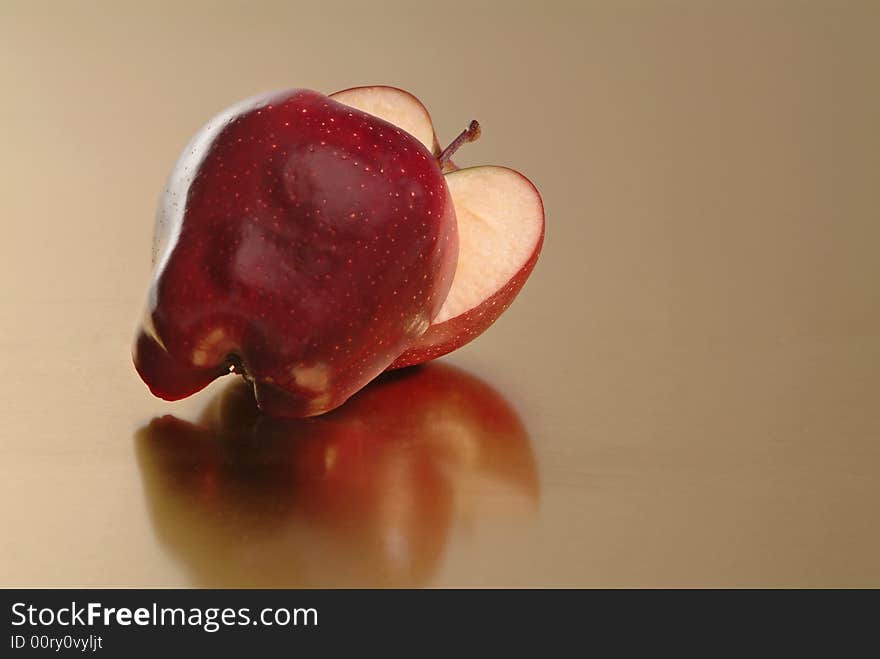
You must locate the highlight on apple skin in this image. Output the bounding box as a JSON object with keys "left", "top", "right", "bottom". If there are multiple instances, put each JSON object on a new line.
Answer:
{"left": 134, "top": 85, "right": 544, "bottom": 417}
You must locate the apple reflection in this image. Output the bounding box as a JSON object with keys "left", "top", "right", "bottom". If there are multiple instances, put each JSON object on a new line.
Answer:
{"left": 135, "top": 363, "right": 538, "bottom": 587}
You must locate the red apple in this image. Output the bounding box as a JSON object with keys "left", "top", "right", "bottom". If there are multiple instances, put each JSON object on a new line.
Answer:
{"left": 135, "top": 85, "right": 544, "bottom": 417}
{"left": 134, "top": 88, "right": 458, "bottom": 417}
{"left": 328, "top": 86, "right": 545, "bottom": 369}
{"left": 135, "top": 362, "right": 537, "bottom": 587}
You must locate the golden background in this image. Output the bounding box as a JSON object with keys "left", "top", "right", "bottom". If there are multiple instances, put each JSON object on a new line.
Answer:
{"left": 1, "top": 1, "right": 878, "bottom": 587}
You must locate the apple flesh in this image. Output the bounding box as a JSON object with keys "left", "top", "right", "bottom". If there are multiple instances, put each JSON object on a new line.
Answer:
{"left": 390, "top": 166, "right": 544, "bottom": 368}
{"left": 330, "top": 85, "right": 440, "bottom": 156}
{"left": 329, "top": 86, "right": 545, "bottom": 369}
{"left": 134, "top": 88, "right": 458, "bottom": 417}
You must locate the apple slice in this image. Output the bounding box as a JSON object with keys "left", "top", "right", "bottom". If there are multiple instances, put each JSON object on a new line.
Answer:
{"left": 329, "top": 85, "right": 439, "bottom": 155}
{"left": 330, "top": 86, "right": 544, "bottom": 368}
{"left": 390, "top": 166, "right": 544, "bottom": 368}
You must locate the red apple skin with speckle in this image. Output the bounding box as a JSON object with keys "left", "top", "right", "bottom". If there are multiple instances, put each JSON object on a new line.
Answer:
{"left": 326, "top": 87, "right": 545, "bottom": 372}
{"left": 388, "top": 238, "right": 542, "bottom": 369}
{"left": 389, "top": 179, "right": 544, "bottom": 370}
{"left": 134, "top": 89, "right": 458, "bottom": 417}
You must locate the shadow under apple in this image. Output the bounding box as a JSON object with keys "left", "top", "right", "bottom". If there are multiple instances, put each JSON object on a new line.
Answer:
{"left": 134, "top": 362, "right": 538, "bottom": 587}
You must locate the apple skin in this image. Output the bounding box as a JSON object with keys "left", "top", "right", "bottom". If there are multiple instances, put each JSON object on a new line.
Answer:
{"left": 134, "top": 89, "right": 458, "bottom": 417}
{"left": 326, "top": 86, "right": 544, "bottom": 371}
{"left": 389, "top": 169, "right": 545, "bottom": 369}
{"left": 330, "top": 85, "right": 441, "bottom": 157}
{"left": 135, "top": 362, "right": 537, "bottom": 587}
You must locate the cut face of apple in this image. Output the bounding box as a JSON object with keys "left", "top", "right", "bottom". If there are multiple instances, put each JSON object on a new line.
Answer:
{"left": 390, "top": 166, "right": 544, "bottom": 368}
{"left": 329, "top": 86, "right": 439, "bottom": 155}
{"left": 330, "top": 86, "right": 545, "bottom": 370}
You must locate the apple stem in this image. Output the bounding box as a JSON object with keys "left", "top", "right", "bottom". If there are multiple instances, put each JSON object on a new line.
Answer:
{"left": 438, "top": 120, "right": 481, "bottom": 169}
